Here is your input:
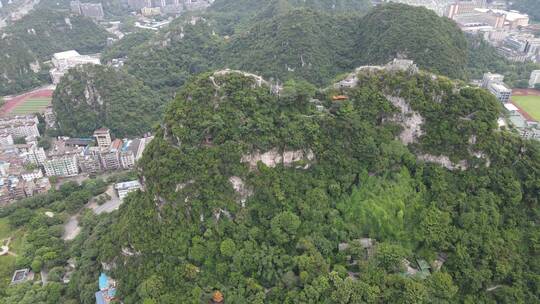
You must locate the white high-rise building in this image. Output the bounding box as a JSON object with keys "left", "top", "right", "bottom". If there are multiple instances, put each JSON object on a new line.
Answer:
{"left": 43, "top": 154, "right": 79, "bottom": 177}
{"left": 529, "top": 70, "right": 540, "bottom": 88}
{"left": 22, "top": 147, "right": 47, "bottom": 165}
{"left": 93, "top": 128, "right": 112, "bottom": 150}
{"left": 488, "top": 82, "right": 512, "bottom": 103}
{"left": 115, "top": 180, "right": 142, "bottom": 201}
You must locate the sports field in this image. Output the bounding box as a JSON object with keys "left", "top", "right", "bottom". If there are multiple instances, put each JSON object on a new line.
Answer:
{"left": 0, "top": 87, "right": 53, "bottom": 116}
{"left": 512, "top": 95, "right": 540, "bottom": 122}
{"left": 9, "top": 97, "right": 51, "bottom": 115}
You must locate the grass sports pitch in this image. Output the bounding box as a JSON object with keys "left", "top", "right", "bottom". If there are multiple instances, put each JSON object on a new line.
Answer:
{"left": 10, "top": 98, "right": 51, "bottom": 115}
{"left": 512, "top": 95, "right": 540, "bottom": 122}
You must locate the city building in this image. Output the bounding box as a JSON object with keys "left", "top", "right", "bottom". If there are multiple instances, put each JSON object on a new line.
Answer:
{"left": 119, "top": 139, "right": 140, "bottom": 169}
{"left": 115, "top": 180, "right": 141, "bottom": 200}
{"left": 487, "top": 82, "right": 512, "bottom": 103}
{"left": 78, "top": 151, "right": 102, "bottom": 174}
{"left": 474, "top": 8, "right": 529, "bottom": 29}
{"left": 504, "top": 103, "right": 540, "bottom": 140}
{"left": 100, "top": 150, "right": 121, "bottom": 171}
{"left": 22, "top": 146, "right": 47, "bottom": 165}
{"left": 529, "top": 70, "right": 540, "bottom": 88}
{"left": 43, "top": 153, "right": 79, "bottom": 177}
{"left": 0, "top": 115, "right": 40, "bottom": 139}
{"left": 0, "top": 133, "right": 14, "bottom": 147}
{"left": 65, "top": 138, "right": 95, "bottom": 148}
{"left": 21, "top": 169, "right": 43, "bottom": 182}
{"left": 447, "top": 0, "right": 486, "bottom": 19}
{"left": 44, "top": 106, "right": 56, "bottom": 129}
{"left": 482, "top": 72, "right": 505, "bottom": 88}
{"left": 0, "top": 162, "right": 9, "bottom": 176}
{"left": 93, "top": 128, "right": 112, "bottom": 150}
{"left": 49, "top": 50, "right": 101, "bottom": 84}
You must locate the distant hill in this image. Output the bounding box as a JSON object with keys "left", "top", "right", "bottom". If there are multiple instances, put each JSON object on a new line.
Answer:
{"left": 111, "top": 3, "right": 468, "bottom": 92}
{"left": 354, "top": 3, "right": 468, "bottom": 79}
{"left": 225, "top": 8, "right": 359, "bottom": 85}
{"left": 208, "top": 0, "right": 371, "bottom": 34}
{"left": 0, "top": 8, "right": 110, "bottom": 95}
{"left": 52, "top": 65, "right": 163, "bottom": 138}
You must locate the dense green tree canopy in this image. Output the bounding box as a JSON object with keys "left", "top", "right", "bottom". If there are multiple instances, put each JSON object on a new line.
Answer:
{"left": 52, "top": 65, "right": 163, "bottom": 137}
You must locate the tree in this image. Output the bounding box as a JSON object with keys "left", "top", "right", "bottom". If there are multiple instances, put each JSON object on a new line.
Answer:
{"left": 271, "top": 211, "right": 301, "bottom": 245}
{"left": 220, "top": 239, "right": 237, "bottom": 258}
{"left": 374, "top": 243, "right": 409, "bottom": 273}
{"left": 426, "top": 272, "right": 458, "bottom": 303}
{"left": 13, "top": 137, "right": 26, "bottom": 144}
{"left": 38, "top": 137, "right": 51, "bottom": 150}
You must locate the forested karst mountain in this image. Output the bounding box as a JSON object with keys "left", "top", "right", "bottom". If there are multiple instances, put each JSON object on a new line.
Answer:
{"left": 98, "top": 67, "right": 540, "bottom": 303}
{"left": 0, "top": 8, "right": 109, "bottom": 95}
{"left": 52, "top": 65, "right": 163, "bottom": 137}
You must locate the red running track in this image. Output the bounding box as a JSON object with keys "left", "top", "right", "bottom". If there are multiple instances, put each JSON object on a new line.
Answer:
{"left": 1, "top": 88, "right": 53, "bottom": 116}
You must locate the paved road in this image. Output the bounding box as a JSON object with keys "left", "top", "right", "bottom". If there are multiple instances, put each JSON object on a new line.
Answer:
{"left": 88, "top": 185, "right": 122, "bottom": 215}
{"left": 41, "top": 269, "right": 48, "bottom": 285}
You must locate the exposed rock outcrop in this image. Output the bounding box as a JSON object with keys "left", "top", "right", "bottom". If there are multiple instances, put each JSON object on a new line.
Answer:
{"left": 241, "top": 148, "right": 315, "bottom": 171}
{"left": 385, "top": 95, "right": 424, "bottom": 145}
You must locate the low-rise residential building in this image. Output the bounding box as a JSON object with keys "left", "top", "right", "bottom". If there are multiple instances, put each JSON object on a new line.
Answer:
{"left": 0, "top": 133, "right": 14, "bottom": 147}
{"left": 21, "top": 169, "right": 43, "bottom": 182}
{"left": 488, "top": 82, "right": 512, "bottom": 103}
{"left": 115, "top": 180, "right": 141, "bottom": 200}
{"left": 43, "top": 153, "right": 79, "bottom": 177}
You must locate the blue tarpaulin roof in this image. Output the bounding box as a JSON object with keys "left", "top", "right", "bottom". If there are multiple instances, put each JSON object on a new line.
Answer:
{"left": 99, "top": 273, "right": 109, "bottom": 290}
